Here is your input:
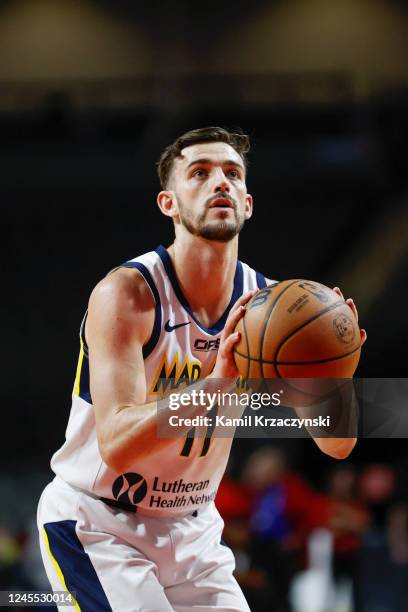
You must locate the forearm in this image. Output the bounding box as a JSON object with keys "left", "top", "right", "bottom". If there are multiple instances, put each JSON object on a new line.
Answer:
{"left": 312, "top": 435, "right": 357, "bottom": 459}
{"left": 293, "top": 381, "right": 359, "bottom": 459}
{"left": 99, "top": 399, "right": 164, "bottom": 473}
{"left": 99, "top": 375, "right": 235, "bottom": 472}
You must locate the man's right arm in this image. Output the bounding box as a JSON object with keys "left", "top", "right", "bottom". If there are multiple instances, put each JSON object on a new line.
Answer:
{"left": 86, "top": 267, "right": 254, "bottom": 474}
{"left": 86, "top": 267, "right": 160, "bottom": 473}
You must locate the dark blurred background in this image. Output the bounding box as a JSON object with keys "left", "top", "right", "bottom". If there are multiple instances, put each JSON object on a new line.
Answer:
{"left": 1, "top": 0, "right": 408, "bottom": 610}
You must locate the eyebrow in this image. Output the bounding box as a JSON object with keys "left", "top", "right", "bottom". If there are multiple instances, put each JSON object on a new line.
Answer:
{"left": 186, "top": 158, "right": 245, "bottom": 171}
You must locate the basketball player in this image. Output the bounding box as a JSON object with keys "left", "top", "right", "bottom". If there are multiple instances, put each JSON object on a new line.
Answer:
{"left": 37, "top": 127, "right": 366, "bottom": 611}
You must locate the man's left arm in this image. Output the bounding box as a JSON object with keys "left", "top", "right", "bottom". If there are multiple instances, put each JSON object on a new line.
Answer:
{"left": 263, "top": 281, "right": 367, "bottom": 459}
{"left": 299, "top": 287, "right": 367, "bottom": 459}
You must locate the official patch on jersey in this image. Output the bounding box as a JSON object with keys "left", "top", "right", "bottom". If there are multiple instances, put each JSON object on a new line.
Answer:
{"left": 193, "top": 338, "right": 220, "bottom": 352}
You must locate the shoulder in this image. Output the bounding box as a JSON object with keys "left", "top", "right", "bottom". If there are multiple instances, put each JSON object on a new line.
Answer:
{"left": 87, "top": 267, "right": 155, "bottom": 345}
{"left": 240, "top": 260, "right": 276, "bottom": 289}
{"left": 90, "top": 267, "right": 155, "bottom": 311}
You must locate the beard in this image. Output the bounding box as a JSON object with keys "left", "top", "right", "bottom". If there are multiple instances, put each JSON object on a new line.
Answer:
{"left": 177, "top": 194, "right": 245, "bottom": 242}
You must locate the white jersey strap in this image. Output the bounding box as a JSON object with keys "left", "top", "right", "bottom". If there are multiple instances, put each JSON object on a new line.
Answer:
{"left": 120, "top": 259, "right": 162, "bottom": 359}
{"left": 153, "top": 245, "right": 246, "bottom": 336}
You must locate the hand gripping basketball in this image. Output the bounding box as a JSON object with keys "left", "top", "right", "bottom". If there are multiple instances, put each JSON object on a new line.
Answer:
{"left": 333, "top": 286, "right": 367, "bottom": 346}
{"left": 211, "top": 290, "right": 257, "bottom": 379}
{"left": 233, "top": 280, "right": 365, "bottom": 380}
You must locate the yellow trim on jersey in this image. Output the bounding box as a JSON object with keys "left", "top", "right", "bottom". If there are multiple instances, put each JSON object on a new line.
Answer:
{"left": 42, "top": 527, "right": 81, "bottom": 612}
{"left": 74, "top": 337, "right": 85, "bottom": 397}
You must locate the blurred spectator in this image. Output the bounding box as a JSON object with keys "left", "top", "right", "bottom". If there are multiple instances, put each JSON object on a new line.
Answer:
{"left": 216, "top": 460, "right": 275, "bottom": 611}
{"left": 0, "top": 527, "right": 21, "bottom": 589}
{"left": 222, "top": 517, "right": 276, "bottom": 612}
{"left": 241, "top": 445, "right": 320, "bottom": 610}
{"left": 290, "top": 529, "right": 338, "bottom": 612}
{"left": 355, "top": 464, "right": 408, "bottom": 611}
{"left": 387, "top": 503, "right": 408, "bottom": 565}
{"left": 358, "top": 501, "right": 408, "bottom": 611}
{"left": 215, "top": 458, "right": 250, "bottom": 524}
{"left": 21, "top": 517, "right": 52, "bottom": 590}
{"left": 359, "top": 463, "right": 396, "bottom": 527}
{"left": 326, "top": 465, "right": 371, "bottom": 609}
{"left": 242, "top": 446, "right": 320, "bottom": 546}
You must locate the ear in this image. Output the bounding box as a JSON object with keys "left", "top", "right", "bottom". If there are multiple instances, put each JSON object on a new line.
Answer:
{"left": 245, "top": 194, "right": 253, "bottom": 220}
{"left": 157, "top": 190, "right": 178, "bottom": 218}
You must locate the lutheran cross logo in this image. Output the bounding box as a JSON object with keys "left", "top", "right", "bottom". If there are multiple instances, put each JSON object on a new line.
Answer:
{"left": 112, "top": 472, "right": 148, "bottom": 506}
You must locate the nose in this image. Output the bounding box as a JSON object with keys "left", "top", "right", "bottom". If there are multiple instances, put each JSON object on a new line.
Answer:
{"left": 212, "top": 168, "right": 230, "bottom": 193}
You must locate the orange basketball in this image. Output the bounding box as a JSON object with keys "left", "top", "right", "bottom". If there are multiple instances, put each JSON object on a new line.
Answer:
{"left": 234, "top": 280, "right": 361, "bottom": 380}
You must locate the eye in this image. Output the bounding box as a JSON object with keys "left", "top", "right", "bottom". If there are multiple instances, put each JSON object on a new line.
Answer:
{"left": 228, "top": 169, "right": 240, "bottom": 179}
{"left": 192, "top": 169, "right": 207, "bottom": 178}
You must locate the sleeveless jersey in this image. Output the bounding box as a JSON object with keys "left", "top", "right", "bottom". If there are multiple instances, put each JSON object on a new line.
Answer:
{"left": 51, "top": 245, "right": 266, "bottom": 516}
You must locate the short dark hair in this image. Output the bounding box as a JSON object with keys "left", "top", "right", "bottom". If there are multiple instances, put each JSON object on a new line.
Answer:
{"left": 157, "top": 126, "right": 250, "bottom": 189}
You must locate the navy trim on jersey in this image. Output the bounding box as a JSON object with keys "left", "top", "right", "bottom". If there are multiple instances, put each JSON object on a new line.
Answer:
{"left": 121, "top": 261, "right": 162, "bottom": 359}
{"left": 100, "top": 496, "right": 137, "bottom": 513}
{"left": 256, "top": 271, "right": 267, "bottom": 289}
{"left": 79, "top": 313, "right": 89, "bottom": 357}
{"left": 78, "top": 353, "right": 92, "bottom": 404}
{"left": 44, "top": 520, "right": 111, "bottom": 611}
{"left": 155, "top": 245, "right": 244, "bottom": 336}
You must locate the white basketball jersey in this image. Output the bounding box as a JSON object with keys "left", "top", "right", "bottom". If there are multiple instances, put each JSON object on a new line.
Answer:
{"left": 51, "top": 245, "right": 266, "bottom": 516}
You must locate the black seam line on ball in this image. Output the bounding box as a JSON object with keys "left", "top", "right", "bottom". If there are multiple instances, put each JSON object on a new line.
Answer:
{"left": 273, "top": 299, "right": 346, "bottom": 363}
{"left": 233, "top": 343, "right": 361, "bottom": 366}
{"left": 259, "top": 279, "right": 301, "bottom": 379}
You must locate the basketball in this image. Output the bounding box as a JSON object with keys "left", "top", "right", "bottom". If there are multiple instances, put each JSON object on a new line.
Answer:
{"left": 234, "top": 280, "right": 361, "bottom": 379}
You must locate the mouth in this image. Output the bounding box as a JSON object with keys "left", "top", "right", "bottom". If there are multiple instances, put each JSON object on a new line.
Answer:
{"left": 208, "top": 198, "right": 234, "bottom": 209}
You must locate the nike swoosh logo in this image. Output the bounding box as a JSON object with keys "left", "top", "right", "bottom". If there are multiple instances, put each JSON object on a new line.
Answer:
{"left": 164, "top": 320, "right": 191, "bottom": 332}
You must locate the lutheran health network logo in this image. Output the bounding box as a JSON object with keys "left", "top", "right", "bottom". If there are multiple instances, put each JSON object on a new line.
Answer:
{"left": 112, "top": 472, "right": 215, "bottom": 510}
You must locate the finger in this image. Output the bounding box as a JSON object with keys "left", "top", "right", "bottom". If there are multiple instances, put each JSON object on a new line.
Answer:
{"left": 346, "top": 298, "right": 359, "bottom": 322}
{"left": 222, "top": 304, "right": 246, "bottom": 339}
{"left": 222, "top": 289, "right": 258, "bottom": 342}
{"left": 360, "top": 329, "right": 367, "bottom": 345}
{"left": 223, "top": 290, "right": 256, "bottom": 336}
{"left": 230, "top": 290, "right": 256, "bottom": 314}
{"left": 333, "top": 286, "right": 344, "bottom": 300}
{"left": 221, "top": 331, "right": 241, "bottom": 356}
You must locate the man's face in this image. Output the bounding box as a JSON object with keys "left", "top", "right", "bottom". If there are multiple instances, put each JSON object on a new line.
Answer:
{"left": 167, "top": 141, "right": 253, "bottom": 242}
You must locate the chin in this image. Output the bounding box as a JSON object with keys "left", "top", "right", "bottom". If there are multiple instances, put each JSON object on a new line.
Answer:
{"left": 198, "top": 222, "right": 242, "bottom": 242}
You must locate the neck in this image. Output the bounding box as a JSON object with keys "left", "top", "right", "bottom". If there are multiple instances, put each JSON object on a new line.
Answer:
{"left": 167, "top": 233, "right": 238, "bottom": 328}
